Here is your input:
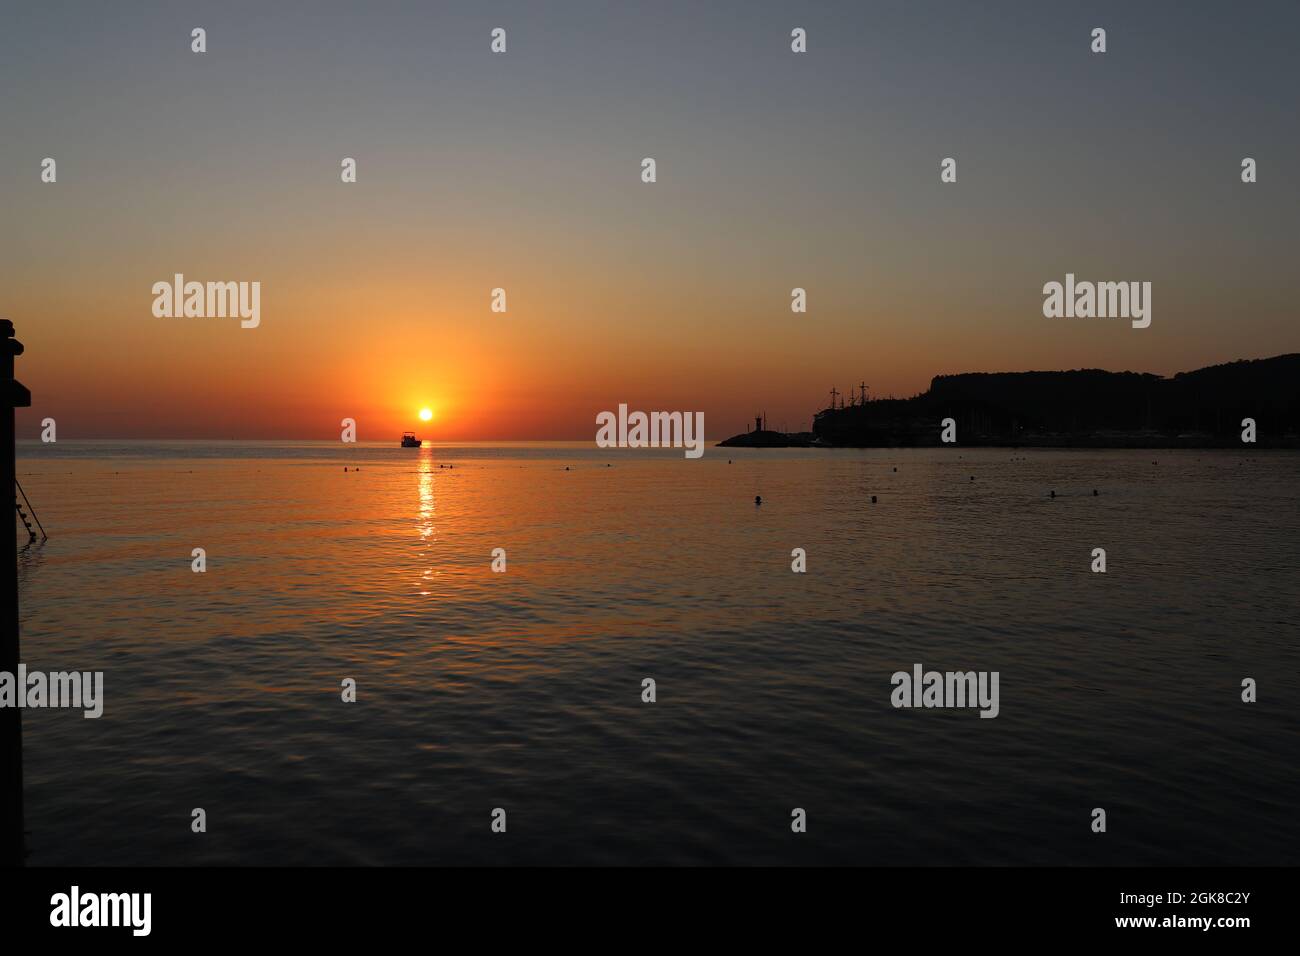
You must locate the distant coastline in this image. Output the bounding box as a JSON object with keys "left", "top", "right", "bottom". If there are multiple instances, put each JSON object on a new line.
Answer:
{"left": 719, "top": 354, "right": 1300, "bottom": 449}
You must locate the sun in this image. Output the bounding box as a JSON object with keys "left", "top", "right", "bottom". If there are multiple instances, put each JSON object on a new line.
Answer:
{"left": 418, "top": 407, "right": 433, "bottom": 422}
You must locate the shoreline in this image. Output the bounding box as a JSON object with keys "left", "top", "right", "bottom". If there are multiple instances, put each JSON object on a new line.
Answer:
{"left": 717, "top": 432, "right": 1300, "bottom": 450}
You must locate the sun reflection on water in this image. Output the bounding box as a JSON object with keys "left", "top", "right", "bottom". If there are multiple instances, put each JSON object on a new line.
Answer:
{"left": 417, "top": 447, "right": 435, "bottom": 594}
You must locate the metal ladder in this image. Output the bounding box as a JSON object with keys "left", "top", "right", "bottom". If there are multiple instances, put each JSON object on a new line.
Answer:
{"left": 14, "top": 479, "right": 45, "bottom": 543}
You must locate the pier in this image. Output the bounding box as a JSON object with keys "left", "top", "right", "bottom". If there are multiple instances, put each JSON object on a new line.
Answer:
{"left": 2, "top": 319, "right": 30, "bottom": 864}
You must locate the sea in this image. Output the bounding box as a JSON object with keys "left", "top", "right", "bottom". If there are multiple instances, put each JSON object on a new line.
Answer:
{"left": 12, "top": 441, "right": 1300, "bottom": 865}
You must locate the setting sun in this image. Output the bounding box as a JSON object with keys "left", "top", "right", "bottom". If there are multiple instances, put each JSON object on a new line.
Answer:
{"left": 418, "top": 408, "right": 433, "bottom": 422}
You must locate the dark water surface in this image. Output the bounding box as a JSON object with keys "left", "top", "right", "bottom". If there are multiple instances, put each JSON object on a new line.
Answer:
{"left": 13, "top": 442, "right": 1300, "bottom": 864}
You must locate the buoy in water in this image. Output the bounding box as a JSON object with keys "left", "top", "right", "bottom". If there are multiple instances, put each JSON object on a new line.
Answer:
{"left": 755, "top": 495, "right": 762, "bottom": 506}
{"left": 871, "top": 495, "right": 878, "bottom": 503}
{"left": 1050, "top": 490, "right": 1056, "bottom": 498}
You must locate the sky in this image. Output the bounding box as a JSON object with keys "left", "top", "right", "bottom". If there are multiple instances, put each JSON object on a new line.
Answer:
{"left": 3, "top": 0, "right": 1298, "bottom": 439}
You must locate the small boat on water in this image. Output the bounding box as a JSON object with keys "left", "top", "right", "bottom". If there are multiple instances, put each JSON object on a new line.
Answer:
{"left": 401, "top": 432, "right": 422, "bottom": 448}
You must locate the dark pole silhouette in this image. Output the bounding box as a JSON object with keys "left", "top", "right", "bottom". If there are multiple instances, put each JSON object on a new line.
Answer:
{"left": 2, "top": 319, "right": 29, "bottom": 866}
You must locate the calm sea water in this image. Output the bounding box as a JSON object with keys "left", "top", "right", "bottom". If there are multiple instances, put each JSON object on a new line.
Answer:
{"left": 13, "top": 441, "right": 1300, "bottom": 865}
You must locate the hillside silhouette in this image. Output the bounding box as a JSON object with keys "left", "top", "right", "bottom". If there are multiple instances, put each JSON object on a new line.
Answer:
{"left": 723, "top": 355, "right": 1300, "bottom": 448}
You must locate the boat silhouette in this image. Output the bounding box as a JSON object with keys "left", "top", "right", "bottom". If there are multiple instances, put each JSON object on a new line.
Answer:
{"left": 401, "top": 432, "right": 422, "bottom": 448}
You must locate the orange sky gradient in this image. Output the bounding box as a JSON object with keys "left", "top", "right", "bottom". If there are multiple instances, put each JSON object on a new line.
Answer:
{"left": 5, "top": 2, "right": 1298, "bottom": 440}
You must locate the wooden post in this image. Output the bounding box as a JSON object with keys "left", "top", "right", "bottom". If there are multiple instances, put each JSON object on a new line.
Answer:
{"left": 2, "top": 319, "right": 29, "bottom": 865}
